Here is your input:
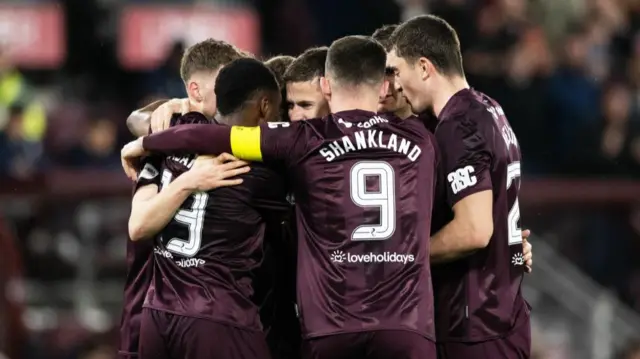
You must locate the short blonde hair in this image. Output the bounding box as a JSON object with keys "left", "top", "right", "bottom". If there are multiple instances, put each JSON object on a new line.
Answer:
{"left": 180, "top": 38, "right": 245, "bottom": 82}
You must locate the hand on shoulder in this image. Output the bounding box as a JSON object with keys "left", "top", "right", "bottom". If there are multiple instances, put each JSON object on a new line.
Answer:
{"left": 151, "top": 98, "right": 191, "bottom": 133}
{"left": 182, "top": 153, "right": 251, "bottom": 191}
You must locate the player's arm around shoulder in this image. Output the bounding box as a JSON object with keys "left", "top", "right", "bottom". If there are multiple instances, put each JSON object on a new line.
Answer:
{"left": 128, "top": 154, "right": 250, "bottom": 241}
{"left": 232, "top": 120, "right": 311, "bottom": 165}
{"left": 430, "top": 116, "right": 494, "bottom": 263}
{"left": 127, "top": 98, "right": 194, "bottom": 138}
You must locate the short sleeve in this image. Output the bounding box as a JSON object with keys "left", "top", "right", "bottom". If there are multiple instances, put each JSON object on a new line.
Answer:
{"left": 134, "top": 155, "right": 163, "bottom": 193}
{"left": 435, "top": 116, "right": 492, "bottom": 207}
{"left": 258, "top": 121, "right": 315, "bottom": 167}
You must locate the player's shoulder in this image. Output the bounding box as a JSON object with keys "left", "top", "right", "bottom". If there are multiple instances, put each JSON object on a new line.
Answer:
{"left": 138, "top": 155, "right": 163, "bottom": 180}
{"left": 292, "top": 111, "right": 361, "bottom": 138}
{"left": 162, "top": 154, "right": 191, "bottom": 177}
{"left": 378, "top": 112, "right": 434, "bottom": 143}
{"left": 241, "top": 162, "right": 285, "bottom": 186}
{"left": 436, "top": 89, "right": 496, "bottom": 133}
{"left": 264, "top": 118, "right": 318, "bottom": 135}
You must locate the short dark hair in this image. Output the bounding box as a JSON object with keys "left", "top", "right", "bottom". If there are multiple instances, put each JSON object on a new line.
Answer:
{"left": 215, "top": 58, "right": 280, "bottom": 116}
{"left": 265, "top": 55, "right": 296, "bottom": 88}
{"left": 372, "top": 24, "right": 398, "bottom": 50}
{"left": 265, "top": 55, "right": 295, "bottom": 122}
{"left": 326, "top": 35, "right": 386, "bottom": 87}
{"left": 180, "top": 38, "right": 245, "bottom": 82}
{"left": 283, "top": 47, "right": 328, "bottom": 83}
{"left": 389, "top": 15, "right": 464, "bottom": 76}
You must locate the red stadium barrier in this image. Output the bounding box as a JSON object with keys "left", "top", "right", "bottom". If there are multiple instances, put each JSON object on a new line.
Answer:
{"left": 119, "top": 5, "right": 260, "bottom": 69}
{"left": 0, "top": 4, "right": 65, "bottom": 68}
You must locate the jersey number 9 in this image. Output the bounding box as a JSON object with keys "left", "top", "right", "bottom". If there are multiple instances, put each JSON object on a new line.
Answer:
{"left": 160, "top": 170, "right": 208, "bottom": 257}
{"left": 349, "top": 161, "right": 396, "bottom": 240}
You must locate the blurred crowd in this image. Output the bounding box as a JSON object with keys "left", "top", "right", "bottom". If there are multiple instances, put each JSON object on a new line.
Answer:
{"left": 0, "top": 0, "right": 639, "bottom": 179}
{"left": 1, "top": 0, "right": 640, "bottom": 358}
{"left": 434, "top": 0, "right": 640, "bottom": 177}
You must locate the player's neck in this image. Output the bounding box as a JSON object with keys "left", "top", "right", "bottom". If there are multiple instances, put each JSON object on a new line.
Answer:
{"left": 188, "top": 98, "right": 206, "bottom": 115}
{"left": 395, "top": 105, "right": 414, "bottom": 120}
{"left": 218, "top": 112, "right": 254, "bottom": 127}
{"left": 432, "top": 76, "right": 469, "bottom": 118}
{"left": 330, "top": 91, "right": 379, "bottom": 114}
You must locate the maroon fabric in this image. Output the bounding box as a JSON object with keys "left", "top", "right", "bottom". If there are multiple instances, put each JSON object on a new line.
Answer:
{"left": 142, "top": 112, "right": 232, "bottom": 156}
{"left": 431, "top": 88, "right": 530, "bottom": 343}
{"left": 144, "top": 154, "right": 289, "bottom": 330}
{"left": 141, "top": 110, "right": 439, "bottom": 340}
{"left": 257, "top": 111, "right": 438, "bottom": 340}
{"left": 118, "top": 156, "right": 161, "bottom": 357}
{"left": 139, "top": 308, "right": 272, "bottom": 359}
{"left": 436, "top": 316, "right": 531, "bottom": 359}
{"left": 143, "top": 113, "right": 290, "bottom": 331}
{"left": 302, "top": 330, "right": 436, "bottom": 359}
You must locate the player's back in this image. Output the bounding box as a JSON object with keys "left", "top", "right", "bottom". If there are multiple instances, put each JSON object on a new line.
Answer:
{"left": 275, "top": 110, "right": 438, "bottom": 339}
{"left": 431, "top": 88, "right": 529, "bottom": 342}
{"left": 144, "top": 154, "right": 290, "bottom": 331}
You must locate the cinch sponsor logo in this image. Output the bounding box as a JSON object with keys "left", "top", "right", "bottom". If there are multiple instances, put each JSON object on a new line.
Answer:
{"left": 330, "top": 250, "right": 415, "bottom": 264}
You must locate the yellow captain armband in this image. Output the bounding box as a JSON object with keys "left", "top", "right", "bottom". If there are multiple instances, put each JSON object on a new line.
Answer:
{"left": 230, "top": 126, "right": 263, "bottom": 161}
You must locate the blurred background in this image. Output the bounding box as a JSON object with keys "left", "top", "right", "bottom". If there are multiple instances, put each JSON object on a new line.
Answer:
{"left": 0, "top": 0, "right": 639, "bottom": 358}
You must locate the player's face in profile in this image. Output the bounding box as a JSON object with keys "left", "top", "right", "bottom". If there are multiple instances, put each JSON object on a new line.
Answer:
{"left": 378, "top": 72, "right": 409, "bottom": 113}
{"left": 386, "top": 50, "right": 429, "bottom": 114}
{"left": 286, "top": 79, "right": 330, "bottom": 121}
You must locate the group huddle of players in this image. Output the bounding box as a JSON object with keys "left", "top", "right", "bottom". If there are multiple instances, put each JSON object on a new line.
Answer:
{"left": 118, "top": 14, "right": 534, "bottom": 359}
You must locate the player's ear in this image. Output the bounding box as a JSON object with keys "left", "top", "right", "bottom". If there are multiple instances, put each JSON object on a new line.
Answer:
{"left": 418, "top": 57, "right": 433, "bottom": 81}
{"left": 259, "top": 96, "right": 271, "bottom": 119}
{"left": 187, "top": 80, "right": 203, "bottom": 103}
{"left": 320, "top": 76, "right": 331, "bottom": 102}
{"left": 379, "top": 79, "right": 389, "bottom": 100}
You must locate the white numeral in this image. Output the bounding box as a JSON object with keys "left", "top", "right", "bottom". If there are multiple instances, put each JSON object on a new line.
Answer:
{"left": 506, "top": 162, "right": 521, "bottom": 245}
{"left": 161, "top": 170, "right": 208, "bottom": 257}
{"left": 349, "top": 161, "right": 396, "bottom": 240}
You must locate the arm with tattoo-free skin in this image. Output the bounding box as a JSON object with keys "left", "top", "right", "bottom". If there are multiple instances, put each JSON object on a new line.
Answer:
{"left": 127, "top": 98, "right": 193, "bottom": 137}
{"left": 121, "top": 112, "right": 306, "bottom": 180}
{"left": 130, "top": 177, "right": 193, "bottom": 241}
{"left": 430, "top": 190, "right": 494, "bottom": 264}
{"left": 128, "top": 154, "right": 250, "bottom": 241}
{"left": 127, "top": 99, "right": 169, "bottom": 137}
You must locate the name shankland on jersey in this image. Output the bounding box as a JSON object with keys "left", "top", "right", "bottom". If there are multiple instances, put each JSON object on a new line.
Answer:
{"left": 319, "top": 128, "right": 422, "bottom": 163}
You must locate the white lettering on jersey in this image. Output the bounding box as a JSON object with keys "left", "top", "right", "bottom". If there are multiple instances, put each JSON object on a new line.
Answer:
{"left": 319, "top": 129, "right": 421, "bottom": 162}
{"left": 355, "top": 115, "right": 388, "bottom": 128}
{"left": 501, "top": 124, "right": 518, "bottom": 149}
{"left": 487, "top": 105, "right": 518, "bottom": 149}
{"left": 167, "top": 155, "right": 195, "bottom": 168}
{"left": 447, "top": 165, "right": 477, "bottom": 194}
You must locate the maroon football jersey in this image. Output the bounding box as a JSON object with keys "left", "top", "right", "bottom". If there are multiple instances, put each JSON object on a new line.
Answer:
{"left": 141, "top": 110, "right": 440, "bottom": 340}
{"left": 143, "top": 152, "right": 290, "bottom": 331}
{"left": 431, "top": 89, "right": 530, "bottom": 342}
{"left": 257, "top": 110, "right": 438, "bottom": 339}
{"left": 118, "top": 156, "right": 160, "bottom": 356}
